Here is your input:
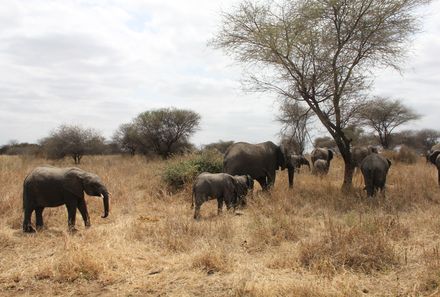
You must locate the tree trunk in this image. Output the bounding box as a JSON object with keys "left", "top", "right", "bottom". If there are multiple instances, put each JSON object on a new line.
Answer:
{"left": 342, "top": 159, "right": 355, "bottom": 192}
{"left": 338, "top": 145, "right": 355, "bottom": 193}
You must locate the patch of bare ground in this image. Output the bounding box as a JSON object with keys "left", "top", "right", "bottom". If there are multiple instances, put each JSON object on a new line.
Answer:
{"left": 1, "top": 155, "right": 440, "bottom": 296}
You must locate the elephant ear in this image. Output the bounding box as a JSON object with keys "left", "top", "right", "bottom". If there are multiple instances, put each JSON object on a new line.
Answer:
{"left": 327, "top": 149, "right": 334, "bottom": 162}
{"left": 429, "top": 150, "right": 440, "bottom": 165}
{"left": 246, "top": 175, "right": 254, "bottom": 189}
{"left": 63, "top": 168, "right": 85, "bottom": 197}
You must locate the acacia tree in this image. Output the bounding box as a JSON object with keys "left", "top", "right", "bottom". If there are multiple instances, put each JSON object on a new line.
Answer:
{"left": 212, "top": 0, "right": 430, "bottom": 190}
{"left": 112, "top": 123, "right": 139, "bottom": 156}
{"left": 40, "top": 125, "right": 105, "bottom": 164}
{"left": 358, "top": 97, "right": 420, "bottom": 149}
{"left": 277, "top": 101, "right": 312, "bottom": 154}
{"left": 134, "top": 108, "right": 200, "bottom": 158}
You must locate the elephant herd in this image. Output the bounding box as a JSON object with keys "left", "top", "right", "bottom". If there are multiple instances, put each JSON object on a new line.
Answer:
{"left": 21, "top": 141, "right": 440, "bottom": 231}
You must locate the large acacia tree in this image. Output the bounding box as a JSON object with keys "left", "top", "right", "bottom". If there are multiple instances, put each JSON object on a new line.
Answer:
{"left": 212, "top": 0, "right": 430, "bottom": 190}
{"left": 40, "top": 125, "right": 105, "bottom": 164}
{"left": 358, "top": 97, "right": 420, "bottom": 149}
{"left": 134, "top": 108, "right": 200, "bottom": 158}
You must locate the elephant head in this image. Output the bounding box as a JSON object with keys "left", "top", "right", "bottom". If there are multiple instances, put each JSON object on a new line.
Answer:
{"left": 429, "top": 150, "right": 440, "bottom": 166}
{"left": 65, "top": 169, "right": 109, "bottom": 218}
{"left": 290, "top": 155, "right": 311, "bottom": 170}
{"left": 311, "top": 147, "right": 334, "bottom": 165}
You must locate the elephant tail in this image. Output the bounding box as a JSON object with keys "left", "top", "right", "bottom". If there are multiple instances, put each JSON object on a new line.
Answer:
{"left": 191, "top": 186, "right": 195, "bottom": 209}
{"left": 22, "top": 177, "right": 29, "bottom": 211}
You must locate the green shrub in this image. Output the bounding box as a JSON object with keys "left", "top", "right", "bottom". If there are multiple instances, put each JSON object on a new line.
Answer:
{"left": 162, "top": 150, "right": 223, "bottom": 190}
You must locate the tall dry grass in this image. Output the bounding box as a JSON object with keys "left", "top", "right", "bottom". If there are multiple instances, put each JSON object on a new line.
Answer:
{"left": 0, "top": 154, "right": 440, "bottom": 296}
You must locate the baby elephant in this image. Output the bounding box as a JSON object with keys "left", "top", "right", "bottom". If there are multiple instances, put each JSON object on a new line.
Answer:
{"left": 23, "top": 166, "right": 110, "bottom": 233}
{"left": 360, "top": 154, "right": 391, "bottom": 197}
{"left": 192, "top": 172, "right": 253, "bottom": 219}
{"left": 312, "top": 159, "right": 329, "bottom": 175}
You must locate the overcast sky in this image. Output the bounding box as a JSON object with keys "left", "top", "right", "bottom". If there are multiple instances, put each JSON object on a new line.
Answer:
{"left": 1, "top": 0, "right": 440, "bottom": 148}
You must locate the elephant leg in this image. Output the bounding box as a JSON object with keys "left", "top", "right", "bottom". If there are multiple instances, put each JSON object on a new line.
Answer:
{"left": 35, "top": 207, "right": 44, "bottom": 230}
{"left": 267, "top": 173, "right": 276, "bottom": 189}
{"left": 217, "top": 199, "right": 224, "bottom": 215}
{"left": 77, "top": 197, "right": 91, "bottom": 227}
{"left": 66, "top": 204, "right": 78, "bottom": 232}
{"left": 256, "top": 177, "right": 268, "bottom": 191}
{"left": 193, "top": 194, "right": 204, "bottom": 220}
{"left": 23, "top": 208, "right": 35, "bottom": 233}
{"left": 437, "top": 168, "right": 440, "bottom": 186}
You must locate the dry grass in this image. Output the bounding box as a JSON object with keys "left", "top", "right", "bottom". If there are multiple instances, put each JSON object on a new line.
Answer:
{"left": 1, "top": 154, "right": 440, "bottom": 296}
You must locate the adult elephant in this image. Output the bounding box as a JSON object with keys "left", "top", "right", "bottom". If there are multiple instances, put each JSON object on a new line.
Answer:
{"left": 429, "top": 150, "right": 440, "bottom": 185}
{"left": 360, "top": 154, "right": 391, "bottom": 197}
{"left": 311, "top": 148, "right": 334, "bottom": 168}
{"left": 223, "top": 141, "right": 293, "bottom": 190}
{"left": 352, "top": 146, "right": 378, "bottom": 169}
{"left": 23, "top": 166, "right": 110, "bottom": 233}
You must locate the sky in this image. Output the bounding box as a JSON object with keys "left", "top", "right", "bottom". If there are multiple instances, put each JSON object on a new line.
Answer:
{"left": 1, "top": 0, "right": 440, "bottom": 148}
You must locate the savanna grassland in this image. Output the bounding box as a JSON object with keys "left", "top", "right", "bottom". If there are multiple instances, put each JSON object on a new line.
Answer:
{"left": 1, "top": 154, "right": 440, "bottom": 297}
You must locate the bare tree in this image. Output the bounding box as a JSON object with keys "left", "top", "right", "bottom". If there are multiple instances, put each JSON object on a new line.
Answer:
{"left": 212, "top": 0, "right": 430, "bottom": 190}
{"left": 277, "top": 101, "right": 312, "bottom": 154}
{"left": 358, "top": 97, "right": 420, "bottom": 149}
{"left": 40, "top": 125, "right": 106, "bottom": 164}
{"left": 134, "top": 108, "right": 201, "bottom": 158}
{"left": 417, "top": 129, "right": 440, "bottom": 152}
{"left": 392, "top": 129, "right": 440, "bottom": 153}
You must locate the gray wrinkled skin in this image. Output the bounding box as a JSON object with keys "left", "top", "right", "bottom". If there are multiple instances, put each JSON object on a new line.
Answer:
{"left": 310, "top": 148, "right": 334, "bottom": 174}
{"left": 352, "top": 146, "right": 378, "bottom": 169}
{"left": 426, "top": 144, "right": 440, "bottom": 163}
{"left": 312, "top": 159, "right": 329, "bottom": 175}
{"left": 223, "top": 141, "right": 293, "bottom": 190}
{"left": 311, "top": 148, "right": 334, "bottom": 168}
{"left": 429, "top": 150, "right": 440, "bottom": 185}
{"left": 23, "top": 166, "right": 109, "bottom": 233}
{"left": 290, "top": 155, "right": 311, "bottom": 171}
{"left": 360, "top": 154, "right": 391, "bottom": 197}
{"left": 191, "top": 172, "right": 253, "bottom": 219}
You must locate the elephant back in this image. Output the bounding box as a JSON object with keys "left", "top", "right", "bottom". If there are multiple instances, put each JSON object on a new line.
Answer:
{"left": 311, "top": 148, "right": 333, "bottom": 164}
{"left": 223, "top": 141, "right": 279, "bottom": 178}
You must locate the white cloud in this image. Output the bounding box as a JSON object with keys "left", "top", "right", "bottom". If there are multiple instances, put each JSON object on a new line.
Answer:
{"left": 0, "top": 0, "right": 439, "bottom": 148}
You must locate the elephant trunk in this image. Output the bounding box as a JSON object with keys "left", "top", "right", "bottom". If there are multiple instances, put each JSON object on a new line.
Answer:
{"left": 102, "top": 191, "right": 109, "bottom": 218}
{"left": 288, "top": 166, "right": 294, "bottom": 188}
{"left": 305, "top": 159, "right": 311, "bottom": 170}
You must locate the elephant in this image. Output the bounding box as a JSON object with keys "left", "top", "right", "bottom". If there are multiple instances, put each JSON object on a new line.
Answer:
{"left": 191, "top": 172, "right": 253, "bottom": 219}
{"left": 426, "top": 144, "right": 440, "bottom": 163}
{"left": 351, "top": 146, "right": 378, "bottom": 169}
{"left": 223, "top": 141, "right": 294, "bottom": 190}
{"left": 429, "top": 150, "right": 440, "bottom": 185}
{"left": 311, "top": 147, "right": 334, "bottom": 172}
{"left": 290, "top": 154, "right": 311, "bottom": 171}
{"left": 312, "top": 159, "right": 329, "bottom": 175}
{"left": 22, "top": 166, "right": 110, "bottom": 233}
{"left": 360, "top": 154, "right": 391, "bottom": 197}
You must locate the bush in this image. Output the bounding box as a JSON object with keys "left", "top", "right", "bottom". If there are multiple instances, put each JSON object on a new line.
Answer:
{"left": 383, "top": 145, "right": 418, "bottom": 164}
{"left": 162, "top": 150, "right": 223, "bottom": 190}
